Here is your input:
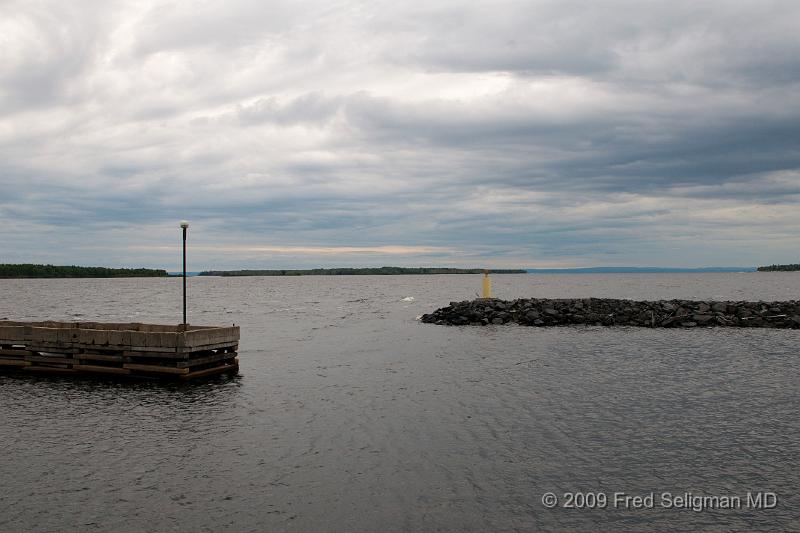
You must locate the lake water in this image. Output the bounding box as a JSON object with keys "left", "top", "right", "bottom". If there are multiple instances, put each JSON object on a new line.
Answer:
{"left": 1, "top": 274, "right": 798, "bottom": 532}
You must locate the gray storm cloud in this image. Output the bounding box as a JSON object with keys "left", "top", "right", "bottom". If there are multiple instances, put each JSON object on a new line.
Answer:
{"left": 0, "top": 0, "right": 799, "bottom": 269}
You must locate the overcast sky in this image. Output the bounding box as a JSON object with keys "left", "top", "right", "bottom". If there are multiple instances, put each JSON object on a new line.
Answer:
{"left": 1, "top": 0, "right": 799, "bottom": 270}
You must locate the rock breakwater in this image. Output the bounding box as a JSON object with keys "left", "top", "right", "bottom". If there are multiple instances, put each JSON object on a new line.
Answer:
{"left": 420, "top": 298, "right": 800, "bottom": 328}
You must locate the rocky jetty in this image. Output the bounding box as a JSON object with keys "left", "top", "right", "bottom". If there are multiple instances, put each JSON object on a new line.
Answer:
{"left": 420, "top": 298, "right": 800, "bottom": 328}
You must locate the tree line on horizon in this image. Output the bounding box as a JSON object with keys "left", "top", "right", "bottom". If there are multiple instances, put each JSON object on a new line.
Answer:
{"left": 199, "top": 267, "right": 527, "bottom": 276}
{"left": 0, "top": 264, "right": 168, "bottom": 278}
{"left": 757, "top": 264, "right": 800, "bottom": 272}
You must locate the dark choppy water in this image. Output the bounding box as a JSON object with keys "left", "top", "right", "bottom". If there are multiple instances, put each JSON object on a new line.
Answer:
{"left": 1, "top": 274, "right": 799, "bottom": 532}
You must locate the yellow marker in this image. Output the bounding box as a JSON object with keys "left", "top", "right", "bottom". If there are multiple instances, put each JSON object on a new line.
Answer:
{"left": 482, "top": 269, "right": 492, "bottom": 298}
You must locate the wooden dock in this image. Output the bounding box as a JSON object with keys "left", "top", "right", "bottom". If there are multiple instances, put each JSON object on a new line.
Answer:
{"left": 0, "top": 321, "right": 239, "bottom": 380}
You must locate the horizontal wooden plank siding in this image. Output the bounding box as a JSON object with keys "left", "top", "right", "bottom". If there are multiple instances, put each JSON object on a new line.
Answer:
{"left": 72, "top": 364, "right": 131, "bottom": 375}
{"left": 0, "top": 320, "right": 240, "bottom": 381}
{"left": 122, "top": 363, "right": 190, "bottom": 374}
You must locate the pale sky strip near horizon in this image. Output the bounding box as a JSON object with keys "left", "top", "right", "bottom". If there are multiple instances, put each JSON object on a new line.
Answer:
{"left": 1, "top": 0, "right": 799, "bottom": 270}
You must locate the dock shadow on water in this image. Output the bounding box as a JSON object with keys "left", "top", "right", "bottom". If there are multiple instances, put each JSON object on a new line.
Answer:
{"left": 0, "top": 274, "right": 798, "bottom": 532}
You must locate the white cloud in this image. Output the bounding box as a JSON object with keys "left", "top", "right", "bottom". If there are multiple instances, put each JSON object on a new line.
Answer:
{"left": 1, "top": 0, "right": 799, "bottom": 269}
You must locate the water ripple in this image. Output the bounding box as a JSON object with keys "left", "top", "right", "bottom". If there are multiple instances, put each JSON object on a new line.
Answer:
{"left": 0, "top": 274, "right": 798, "bottom": 531}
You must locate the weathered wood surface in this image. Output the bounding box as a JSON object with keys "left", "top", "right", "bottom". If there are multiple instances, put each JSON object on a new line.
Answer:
{"left": 0, "top": 321, "right": 237, "bottom": 351}
{"left": 182, "top": 359, "right": 239, "bottom": 380}
{"left": 122, "top": 363, "right": 190, "bottom": 375}
{"left": 72, "top": 364, "right": 131, "bottom": 375}
{"left": 0, "top": 359, "right": 31, "bottom": 367}
{"left": 0, "top": 320, "right": 240, "bottom": 380}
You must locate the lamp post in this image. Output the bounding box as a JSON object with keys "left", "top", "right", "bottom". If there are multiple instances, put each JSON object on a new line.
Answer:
{"left": 180, "top": 220, "right": 189, "bottom": 326}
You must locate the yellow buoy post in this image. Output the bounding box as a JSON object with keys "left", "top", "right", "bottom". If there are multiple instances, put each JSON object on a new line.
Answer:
{"left": 482, "top": 269, "right": 492, "bottom": 299}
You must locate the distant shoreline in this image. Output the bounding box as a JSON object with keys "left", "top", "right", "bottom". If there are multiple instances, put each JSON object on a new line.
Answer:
{"left": 526, "top": 267, "right": 756, "bottom": 274}
{"left": 757, "top": 264, "right": 800, "bottom": 272}
{"left": 199, "top": 267, "right": 526, "bottom": 276}
{"left": 2, "top": 263, "right": 790, "bottom": 278}
{"left": 0, "top": 264, "right": 168, "bottom": 279}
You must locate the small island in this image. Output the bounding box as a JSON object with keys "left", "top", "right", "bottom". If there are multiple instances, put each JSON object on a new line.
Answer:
{"left": 757, "top": 264, "right": 800, "bottom": 272}
{"left": 0, "top": 264, "right": 168, "bottom": 279}
{"left": 199, "top": 267, "right": 526, "bottom": 276}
